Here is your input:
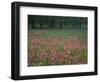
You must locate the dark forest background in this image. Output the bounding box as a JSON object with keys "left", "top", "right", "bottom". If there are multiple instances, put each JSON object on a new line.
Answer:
{"left": 28, "top": 15, "right": 87, "bottom": 30}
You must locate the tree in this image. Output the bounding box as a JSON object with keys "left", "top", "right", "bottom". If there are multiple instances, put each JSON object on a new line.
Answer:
{"left": 28, "top": 15, "right": 87, "bottom": 30}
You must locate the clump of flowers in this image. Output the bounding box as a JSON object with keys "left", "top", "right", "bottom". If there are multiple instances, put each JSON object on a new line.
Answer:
{"left": 28, "top": 37, "right": 87, "bottom": 66}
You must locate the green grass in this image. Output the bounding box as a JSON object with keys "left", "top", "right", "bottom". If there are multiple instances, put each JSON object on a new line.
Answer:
{"left": 28, "top": 28, "right": 88, "bottom": 66}
{"left": 29, "top": 29, "right": 87, "bottom": 39}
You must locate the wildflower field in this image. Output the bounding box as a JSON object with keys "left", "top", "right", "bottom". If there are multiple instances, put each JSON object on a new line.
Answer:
{"left": 28, "top": 29, "right": 87, "bottom": 66}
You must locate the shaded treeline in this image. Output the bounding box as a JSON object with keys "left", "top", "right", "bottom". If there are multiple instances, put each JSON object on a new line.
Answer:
{"left": 28, "top": 15, "right": 87, "bottom": 29}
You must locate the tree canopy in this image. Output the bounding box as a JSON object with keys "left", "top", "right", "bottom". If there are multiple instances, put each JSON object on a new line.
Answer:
{"left": 28, "top": 15, "right": 87, "bottom": 29}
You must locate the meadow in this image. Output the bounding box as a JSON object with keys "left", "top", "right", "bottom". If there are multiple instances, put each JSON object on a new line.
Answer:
{"left": 28, "top": 29, "right": 87, "bottom": 66}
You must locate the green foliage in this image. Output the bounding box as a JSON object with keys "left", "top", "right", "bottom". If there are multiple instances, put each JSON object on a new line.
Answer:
{"left": 28, "top": 15, "right": 87, "bottom": 29}
{"left": 80, "top": 49, "right": 87, "bottom": 61}
{"left": 29, "top": 29, "right": 87, "bottom": 39}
